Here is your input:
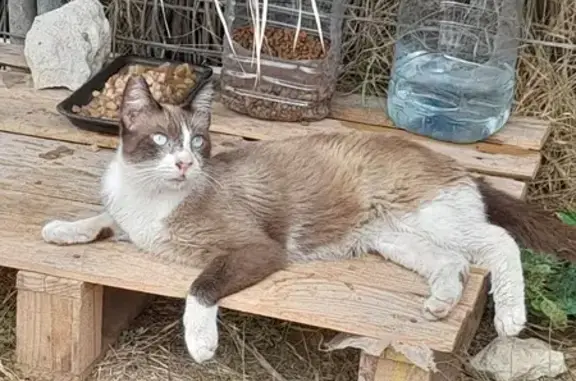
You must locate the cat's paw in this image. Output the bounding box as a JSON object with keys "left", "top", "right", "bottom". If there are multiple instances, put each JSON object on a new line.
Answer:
{"left": 41, "top": 220, "right": 100, "bottom": 245}
{"left": 183, "top": 294, "right": 218, "bottom": 363}
{"left": 494, "top": 304, "right": 526, "bottom": 337}
{"left": 422, "top": 295, "right": 457, "bottom": 321}
{"left": 422, "top": 274, "right": 464, "bottom": 321}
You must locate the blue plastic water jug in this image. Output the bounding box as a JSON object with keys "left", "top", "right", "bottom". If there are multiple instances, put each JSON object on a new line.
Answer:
{"left": 387, "top": 0, "right": 524, "bottom": 143}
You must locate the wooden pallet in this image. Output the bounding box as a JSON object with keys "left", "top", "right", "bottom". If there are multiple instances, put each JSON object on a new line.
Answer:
{"left": 0, "top": 43, "right": 550, "bottom": 381}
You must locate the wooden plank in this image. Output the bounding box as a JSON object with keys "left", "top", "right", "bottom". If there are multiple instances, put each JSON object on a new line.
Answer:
{"left": 210, "top": 103, "right": 541, "bottom": 180}
{"left": 0, "top": 131, "right": 527, "bottom": 208}
{"left": 0, "top": 188, "right": 486, "bottom": 354}
{"left": 331, "top": 94, "right": 551, "bottom": 151}
{"left": 0, "top": 85, "right": 541, "bottom": 180}
{"left": 206, "top": 66, "right": 551, "bottom": 153}
{"left": 15, "top": 273, "right": 149, "bottom": 381}
{"left": 472, "top": 174, "right": 527, "bottom": 201}
{"left": 0, "top": 188, "right": 485, "bottom": 307}
{"left": 0, "top": 131, "right": 244, "bottom": 205}
{"left": 0, "top": 42, "right": 28, "bottom": 69}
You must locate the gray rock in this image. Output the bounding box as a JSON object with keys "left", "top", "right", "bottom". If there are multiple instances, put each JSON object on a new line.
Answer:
{"left": 24, "top": 0, "right": 111, "bottom": 91}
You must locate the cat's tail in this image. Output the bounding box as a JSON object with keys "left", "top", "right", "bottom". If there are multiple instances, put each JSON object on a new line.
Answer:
{"left": 475, "top": 177, "right": 576, "bottom": 263}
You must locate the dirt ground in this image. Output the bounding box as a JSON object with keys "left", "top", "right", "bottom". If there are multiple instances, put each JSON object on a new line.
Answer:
{"left": 1, "top": 267, "right": 575, "bottom": 381}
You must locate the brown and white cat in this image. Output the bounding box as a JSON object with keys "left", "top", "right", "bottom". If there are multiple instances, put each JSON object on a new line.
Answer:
{"left": 41, "top": 77, "right": 576, "bottom": 364}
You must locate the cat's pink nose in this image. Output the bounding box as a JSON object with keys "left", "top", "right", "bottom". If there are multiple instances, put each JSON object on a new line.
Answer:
{"left": 175, "top": 160, "right": 192, "bottom": 172}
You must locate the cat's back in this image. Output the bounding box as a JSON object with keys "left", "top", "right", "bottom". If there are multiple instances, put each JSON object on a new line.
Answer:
{"left": 226, "top": 131, "right": 467, "bottom": 185}
{"left": 215, "top": 131, "right": 469, "bottom": 210}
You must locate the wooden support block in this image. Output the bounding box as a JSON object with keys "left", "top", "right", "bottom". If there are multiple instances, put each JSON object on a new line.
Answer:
{"left": 15, "top": 271, "right": 151, "bottom": 381}
{"left": 358, "top": 349, "right": 461, "bottom": 381}
{"left": 16, "top": 271, "right": 103, "bottom": 380}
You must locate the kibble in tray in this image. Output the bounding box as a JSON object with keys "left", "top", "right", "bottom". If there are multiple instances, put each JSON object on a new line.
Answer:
{"left": 56, "top": 55, "right": 213, "bottom": 135}
{"left": 72, "top": 63, "right": 197, "bottom": 120}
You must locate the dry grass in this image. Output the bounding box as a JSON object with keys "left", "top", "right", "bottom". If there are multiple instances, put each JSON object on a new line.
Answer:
{"left": 515, "top": 1, "right": 576, "bottom": 210}
{"left": 89, "top": 298, "right": 358, "bottom": 381}
{"left": 0, "top": 268, "right": 17, "bottom": 381}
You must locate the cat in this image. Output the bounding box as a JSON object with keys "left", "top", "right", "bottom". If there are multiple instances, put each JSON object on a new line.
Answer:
{"left": 41, "top": 76, "right": 576, "bottom": 364}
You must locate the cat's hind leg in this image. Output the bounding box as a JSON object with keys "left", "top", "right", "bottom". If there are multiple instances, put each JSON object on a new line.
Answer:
{"left": 464, "top": 223, "right": 526, "bottom": 336}
{"left": 183, "top": 239, "right": 286, "bottom": 363}
{"left": 369, "top": 231, "right": 469, "bottom": 321}
{"left": 411, "top": 184, "right": 526, "bottom": 337}
{"left": 41, "top": 212, "right": 126, "bottom": 245}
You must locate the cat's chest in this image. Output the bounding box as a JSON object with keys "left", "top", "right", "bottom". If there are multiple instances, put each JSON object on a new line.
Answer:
{"left": 101, "top": 161, "right": 184, "bottom": 252}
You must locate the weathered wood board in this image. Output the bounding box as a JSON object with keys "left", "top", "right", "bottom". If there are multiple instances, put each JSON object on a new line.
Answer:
{"left": 0, "top": 124, "right": 526, "bottom": 201}
{"left": 330, "top": 95, "right": 551, "bottom": 151}
{"left": 0, "top": 42, "right": 28, "bottom": 68}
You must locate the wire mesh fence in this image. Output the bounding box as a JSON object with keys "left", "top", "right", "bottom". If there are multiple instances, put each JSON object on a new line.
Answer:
{"left": 104, "top": 0, "right": 224, "bottom": 65}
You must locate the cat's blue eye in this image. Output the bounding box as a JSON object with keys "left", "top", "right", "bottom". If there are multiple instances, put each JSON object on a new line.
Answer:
{"left": 152, "top": 133, "right": 168, "bottom": 146}
{"left": 191, "top": 135, "right": 204, "bottom": 149}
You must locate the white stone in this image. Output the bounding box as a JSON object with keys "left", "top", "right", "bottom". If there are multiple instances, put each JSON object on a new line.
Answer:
{"left": 470, "top": 337, "right": 567, "bottom": 381}
{"left": 23, "top": 0, "right": 111, "bottom": 91}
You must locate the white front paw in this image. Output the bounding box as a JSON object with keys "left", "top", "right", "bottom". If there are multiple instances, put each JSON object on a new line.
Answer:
{"left": 422, "top": 295, "right": 457, "bottom": 321}
{"left": 183, "top": 295, "right": 219, "bottom": 363}
{"left": 41, "top": 220, "right": 96, "bottom": 245}
{"left": 494, "top": 304, "right": 526, "bottom": 337}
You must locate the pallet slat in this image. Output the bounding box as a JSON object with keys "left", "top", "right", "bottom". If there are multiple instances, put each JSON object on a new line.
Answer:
{"left": 330, "top": 95, "right": 551, "bottom": 151}
{"left": 0, "top": 43, "right": 28, "bottom": 69}
{"left": 208, "top": 65, "right": 550, "bottom": 152}
{"left": 0, "top": 130, "right": 526, "bottom": 203}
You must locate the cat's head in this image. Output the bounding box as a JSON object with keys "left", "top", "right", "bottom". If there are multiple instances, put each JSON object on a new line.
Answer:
{"left": 118, "top": 75, "right": 214, "bottom": 190}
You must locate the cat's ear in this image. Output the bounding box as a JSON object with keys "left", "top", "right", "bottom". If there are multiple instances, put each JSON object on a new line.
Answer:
{"left": 120, "top": 76, "right": 161, "bottom": 130}
{"left": 184, "top": 81, "right": 214, "bottom": 113}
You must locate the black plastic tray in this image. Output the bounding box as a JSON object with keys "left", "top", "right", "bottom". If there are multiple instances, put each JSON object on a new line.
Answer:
{"left": 56, "top": 55, "right": 213, "bottom": 135}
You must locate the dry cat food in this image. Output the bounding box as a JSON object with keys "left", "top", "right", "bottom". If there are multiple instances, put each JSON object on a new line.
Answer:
{"left": 72, "top": 63, "right": 197, "bottom": 120}
{"left": 232, "top": 25, "right": 331, "bottom": 60}
{"left": 220, "top": 26, "right": 337, "bottom": 122}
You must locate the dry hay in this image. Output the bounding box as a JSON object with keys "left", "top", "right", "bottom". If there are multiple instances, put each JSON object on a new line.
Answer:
{"left": 102, "top": 0, "right": 224, "bottom": 65}
{"left": 90, "top": 297, "right": 359, "bottom": 381}
{"left": 0, "top": 267, "right": 17, "bottom": 381}
{"left": 515, "top": 1, "right": 576, "bottom": 210}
